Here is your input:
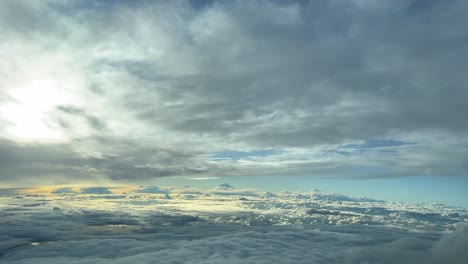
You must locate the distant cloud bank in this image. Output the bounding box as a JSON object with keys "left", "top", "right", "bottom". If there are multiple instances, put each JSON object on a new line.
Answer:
{"left": 0, "top": 184, "right": 467, "bottom": 263}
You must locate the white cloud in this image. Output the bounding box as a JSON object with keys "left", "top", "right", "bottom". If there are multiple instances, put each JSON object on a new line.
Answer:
{"left": 1, "top": 186, "right": 467, "bottom": 263}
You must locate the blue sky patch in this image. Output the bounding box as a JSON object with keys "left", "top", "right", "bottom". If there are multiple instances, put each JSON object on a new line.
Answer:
{"left": 212, "top": 149, "right": 282, "bottom": 161}
{"left": 343, "top": 139, "right": 413, "bottom": 149}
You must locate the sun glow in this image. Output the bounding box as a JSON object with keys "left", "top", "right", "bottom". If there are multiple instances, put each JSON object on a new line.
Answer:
{"left": 1, "top": 79, "right": 65, "bottom": 141}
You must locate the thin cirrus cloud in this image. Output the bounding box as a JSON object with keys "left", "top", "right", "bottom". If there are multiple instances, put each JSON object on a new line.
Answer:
{"left": 0, "top": 0, "right": 467, "bottom": 184}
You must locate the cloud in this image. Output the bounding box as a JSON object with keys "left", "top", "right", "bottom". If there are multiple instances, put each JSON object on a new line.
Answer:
{"left": 79, "top": 187, "right": 112, "bottom": 194}
{"left": 0, "top": 0, "right": 468, "bottom": 183}
{"left": 0, "top": 139, "right": 99, "bottom": 184}
{"left": 0, "top": 186, "right": 467, "bottom": 263}
{"left": 56, "top": 105, "right": 109, "bottom": 132}
{"left": 1, "top": 215, "right": 467, "bottom": 263}
{"left": 135, "top": 185, "right": 169, "bottom": 194}
{"left": 215, "top": 183, "right": 235, "bottom": 190}
{"left": 0, "top": 137, "right": 211, "bottom": 185}
{"left": 210, "top": 183, "right": 259, "bottom": 197}
{"left": 429, "top": 224, "right": 468, "bottom": 264}
{"left": 51, "top": 187, "right": 76, "bottom": 194}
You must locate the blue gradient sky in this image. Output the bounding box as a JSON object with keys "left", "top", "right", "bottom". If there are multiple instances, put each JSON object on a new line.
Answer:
{"left": 153, "top": 176, "right": 468, "bottom": 208}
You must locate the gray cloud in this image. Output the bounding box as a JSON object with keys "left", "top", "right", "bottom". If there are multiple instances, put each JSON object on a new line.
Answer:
{"left": 0, "top": 138, "right": 209, "bottom": 184}
{"left": 56, "top": 105, "right": 108, "bottom": 131}
{"left": 0, "top": 139, "right": 96, "bottom": 184}
{"left": 0, "top": 0, "right": 467, "bottom": 183}
{"left": 116, "top": 0, "right": 468, "bottom": 145}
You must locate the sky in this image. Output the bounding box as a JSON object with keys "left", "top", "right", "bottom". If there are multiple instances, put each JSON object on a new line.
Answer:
{"left": 0, "top": 0, "right": 467, "bottom": 207}
{"left": 153, "top": 175, "right": 468, "bottom": 207}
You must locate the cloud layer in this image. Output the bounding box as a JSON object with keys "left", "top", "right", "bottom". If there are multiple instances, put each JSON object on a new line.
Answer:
{"left": 1, "top": 0, "right": 468, "bottom": 183}
{"left": 0, "top": 185, "right": 467, "bottom": 263}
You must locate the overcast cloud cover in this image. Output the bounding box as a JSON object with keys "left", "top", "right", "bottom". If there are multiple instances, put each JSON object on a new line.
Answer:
{"left": 1, "top": 0, "right": 468, "bottom": 185}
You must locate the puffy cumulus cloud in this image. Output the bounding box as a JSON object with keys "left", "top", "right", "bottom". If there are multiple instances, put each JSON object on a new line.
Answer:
{"left": 1, "top": 0, "right": 468, "bottom": 183}
{"left": 0, "top": 187, "right": 467, "bottom": 263}
{"left": 210, "top": 183, "right": 259, "bottom": 197}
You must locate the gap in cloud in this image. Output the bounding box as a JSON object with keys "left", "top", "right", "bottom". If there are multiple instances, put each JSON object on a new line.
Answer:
{"left": 211, "top": 149, "right": 283, "bottom": 161}
{"left": 343, "top": 139, "right": 414, "bottom": 149}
